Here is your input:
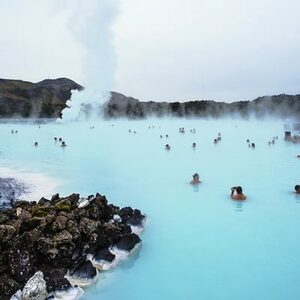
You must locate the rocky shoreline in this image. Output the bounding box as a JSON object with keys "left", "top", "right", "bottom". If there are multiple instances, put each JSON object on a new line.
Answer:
{"left": 0, "top": 193, "right": 145, "bottom": 299}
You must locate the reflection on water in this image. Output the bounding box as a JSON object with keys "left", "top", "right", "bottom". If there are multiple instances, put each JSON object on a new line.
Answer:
{"left": 119, "top": 244, "right": 142, "bottom": 270}
{"left": 234, "top": 200, "right": 244, "bottom": 212}
{"left": 192, "top": 184, "right": 199, "bottom": 193}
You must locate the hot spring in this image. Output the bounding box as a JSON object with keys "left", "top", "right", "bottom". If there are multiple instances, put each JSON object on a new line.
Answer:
{"left": 1, "top": 118, "right": 300, "bottom": 300}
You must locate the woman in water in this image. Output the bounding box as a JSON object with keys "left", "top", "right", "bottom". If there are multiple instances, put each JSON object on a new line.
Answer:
{"left": 231, "top": 186, "right": 246, "bottom": 200}
{"left": 190, "top": 173, "right": 201, "bottom": 185}
{"left": 295, "top": 185, "right": 300, "bottom": 194}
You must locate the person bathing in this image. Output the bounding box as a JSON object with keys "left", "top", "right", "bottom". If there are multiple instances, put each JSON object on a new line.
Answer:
{"left": 190, "top": 173, "right": 201, "bottom": 185}
{"left": 231, "top": 186, "right": 246, "bottom": 200}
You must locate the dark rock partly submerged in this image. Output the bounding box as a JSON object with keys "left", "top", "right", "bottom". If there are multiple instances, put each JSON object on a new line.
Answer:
{"left": 0, "top": 192, "right": 145, "bottom": 299}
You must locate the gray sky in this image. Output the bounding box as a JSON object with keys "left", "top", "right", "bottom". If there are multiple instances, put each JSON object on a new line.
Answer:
{"left": 1, "top": 0, "right": 300, "bottom": 102}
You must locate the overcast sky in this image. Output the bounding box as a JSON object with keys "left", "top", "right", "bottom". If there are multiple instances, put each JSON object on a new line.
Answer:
{"left": 0, "top": 0, "right": 300, "bottom": 102}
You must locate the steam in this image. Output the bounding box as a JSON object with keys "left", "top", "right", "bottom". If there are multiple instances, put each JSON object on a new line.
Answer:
{"left": 60, "top": 0, "right": 119, "bottom": 121}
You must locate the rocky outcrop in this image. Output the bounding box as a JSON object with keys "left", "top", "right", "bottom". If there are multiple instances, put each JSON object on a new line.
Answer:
{"left": 0, "top": 192, "right": 145, "bottom": 299}
{"left": 103, "top": 92, "right": 300, "bottom": 119}
{"left": 21, "top": 271, "right": 47, "bottom": 300}
{"left": 0, "top": 78, "right": 82, "bottom": 118}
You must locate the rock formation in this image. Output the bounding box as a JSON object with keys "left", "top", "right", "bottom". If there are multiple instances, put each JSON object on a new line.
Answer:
{"left": 0, "top": 193, "right": 145, "bottom": 299}
{"left": 0, "top": 78, "right": 82, "bottom": 118}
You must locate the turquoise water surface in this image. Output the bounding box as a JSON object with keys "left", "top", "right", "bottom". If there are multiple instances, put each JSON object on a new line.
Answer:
{"left": 1, "top": 119, "right": 300, "bottom": 300}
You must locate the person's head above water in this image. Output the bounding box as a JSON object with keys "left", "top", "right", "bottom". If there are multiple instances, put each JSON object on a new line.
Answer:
{"left": 231, "top": 186, "right": 246, "bottom": 200}
{"left": 295, "top": 185, "right": 300, "bottom": 193}
{"left": 190, "top": 173, "right": 200, "bottom": 184}
{"left": 236, "top": 186, "right": 243, "bottom": 194}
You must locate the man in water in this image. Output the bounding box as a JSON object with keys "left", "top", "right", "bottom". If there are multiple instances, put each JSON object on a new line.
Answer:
{"left": 190, "top": 173, "right": 201, "bottom": 185}
{"left": 231, "top": 186, "right": 246, "bottom": 200}
{"left": 295, "top": 185, "right": 300, "bottom": 194}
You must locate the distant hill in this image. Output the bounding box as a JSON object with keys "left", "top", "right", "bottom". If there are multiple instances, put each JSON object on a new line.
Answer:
{"left": 104, "top": 92, "right": 300, "bottom": 119}
{"left": 0, "top": 78, "right": 82, "bottom": 118}
{"left": 0, "top": 77, "right": 299, "bottom": 119}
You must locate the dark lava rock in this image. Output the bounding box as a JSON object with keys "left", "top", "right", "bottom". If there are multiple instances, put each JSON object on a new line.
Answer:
{"left": 53, "top": 230, "right": 73, "bottom": 245}
{"left": 79, "top": 217, "right": 99, "bottom": 237}
{"left": 94, "top": 248, "right": 115, "bottom": 262}
{"left": 0, "top": 192, "right": 145, "bottom": 298}
{"left": 0, "top": 274, "right": 20, "bottom": 297}
{"left": 8, "top": 232, "right": 38, "bottom": 282}
{"left": 71, "top": 260, "right": 97, "bottom": 279}
{"left": 127, "top": 211, "right": 145, "bottom": 227}
{"left": 0, "top": 224, "right": 16, "bottom": 242}
{"left": 118, "top": 207, "right": 134, "bottom": 223}
{"left": 52, "top": 215, "right": 68, "bottom": 232}
{"left": 115, "top": 233, "right": 141, "bottom": 251}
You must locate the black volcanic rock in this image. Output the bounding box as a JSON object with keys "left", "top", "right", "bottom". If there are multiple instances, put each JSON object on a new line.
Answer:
{"left": 94, "top": 248, "right": 116, "bottom": 262}
{"left": 0, "top": 192, "right": 145, "bottom": 298}
{"left": 115, "top": 233, "right": 141, "bottom": 251}
{"left": 0, "top": 78, "right": 82, "bottom": 118}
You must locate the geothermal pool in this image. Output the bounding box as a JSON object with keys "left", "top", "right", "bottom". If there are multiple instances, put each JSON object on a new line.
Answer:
{"left": 1, "top": 119, "right": 300, "bottom": 300}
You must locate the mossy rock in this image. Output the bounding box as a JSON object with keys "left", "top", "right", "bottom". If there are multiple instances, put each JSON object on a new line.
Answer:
{"left": 54, "top": 202, "right": 72, "bottom": 212}
{"left": 31, "top": 206, "right": 49, "bottom": 217}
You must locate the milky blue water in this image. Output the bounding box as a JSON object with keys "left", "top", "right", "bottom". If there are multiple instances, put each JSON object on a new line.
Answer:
{"left": 1, "top": 119, "right": 300, "bottom": 300}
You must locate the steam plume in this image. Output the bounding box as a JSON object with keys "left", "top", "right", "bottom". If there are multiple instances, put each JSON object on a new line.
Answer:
{"left": 60, "top": 0, "right": 119, "bottom": 121}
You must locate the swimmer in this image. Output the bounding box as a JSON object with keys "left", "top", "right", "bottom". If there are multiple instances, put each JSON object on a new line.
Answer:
{"left": 190, "top": 173, "right": 201, "bottom": 185}
{"left": 54, "top": 137, "right": 57, "bottom": 142}
{"left": 295, "top": 185, "right": 300, "bottom": 194}
{"left": 231, "top": 186, "right": 246, "bottom": 200}
{"left": 59, "top": 138, "right": 62, "bottom": 142}
{"left": 160, "top": 135, "right": 163, "bottom": 138}
{"left": 134, "top": 131, "right": 136, "bottom": 134}
{"left": 11, "top": 130, "right": 14, "bottom": 134}
{"left": 246, "top": 139, "right": 250, "bottom": 143}
{"left": 129, "top": 129, "right": 131, "bottom": 133}
{"left": 165, "top": 144, "right": 171, "bottom": 150}
{"left": 34, "top": 142, "right": 38, "bottom": 147}
{"left": 251, "top": 143, "right": 255, "bottom": 148}
{"left": 61, "top": 141, "right": 67, "bottom": 147}
{"left": 166, "top": 134, "right": 168, "bottom": 138}
{"left": 214, "top": 139, "right": 218, "bottom": 144}
{"left": 218, "top": 132, "right": 221, "bottom": 136}
{"left": 297, "top": 155, "right": 300, "bottom": 158}
{"left": 15, "top": 130, "right": 18, "bottom": 134}
{"left": 192, "top": 142, "right": 196, "bottom": 148}
{"left": 217, "top": 136, "right": 221, "bottom": 142}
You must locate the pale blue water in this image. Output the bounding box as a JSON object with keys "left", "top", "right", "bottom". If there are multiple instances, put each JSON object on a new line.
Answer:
{"left": 1, "top": 119, "right": 300, "bottom": 300}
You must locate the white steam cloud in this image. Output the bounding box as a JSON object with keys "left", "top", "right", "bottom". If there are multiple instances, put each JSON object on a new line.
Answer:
{"left": 60, "top": 0, "right": 119, "bottom": 121}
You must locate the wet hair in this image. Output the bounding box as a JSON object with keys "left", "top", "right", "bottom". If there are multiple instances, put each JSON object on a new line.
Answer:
{"left": 193, "top": 173, "right": 199, "bottom": 179}
{"left": 236, "top": 186, "right": 243, "bottom": 194}
{"left": 295, "top": 185, "right": 300, "bottom": 192}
